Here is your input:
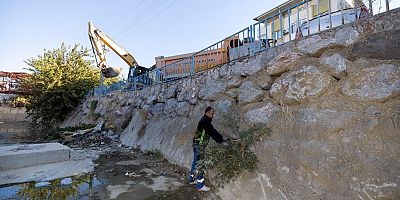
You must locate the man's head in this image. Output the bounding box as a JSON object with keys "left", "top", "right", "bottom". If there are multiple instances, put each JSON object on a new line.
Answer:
{"left": 204, "top": 106, "right": 215, "bottom": 119}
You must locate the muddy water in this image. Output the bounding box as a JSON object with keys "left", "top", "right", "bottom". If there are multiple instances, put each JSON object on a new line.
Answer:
{"left": 0, "top": 174, "right": 102, "bottom": 199}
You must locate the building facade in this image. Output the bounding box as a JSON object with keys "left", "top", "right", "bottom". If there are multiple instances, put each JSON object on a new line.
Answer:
{"left": 253, "top": 0, "right": 365, "bottom": 44}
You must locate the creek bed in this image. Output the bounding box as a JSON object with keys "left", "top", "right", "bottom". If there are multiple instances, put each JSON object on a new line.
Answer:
{"left": 0, "top": 147, "right": 205, "bottom": 200}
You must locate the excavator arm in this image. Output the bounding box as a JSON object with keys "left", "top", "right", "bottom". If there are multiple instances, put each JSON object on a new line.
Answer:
{"left": 88, "top": 22, "right": 139, "bottom": 78}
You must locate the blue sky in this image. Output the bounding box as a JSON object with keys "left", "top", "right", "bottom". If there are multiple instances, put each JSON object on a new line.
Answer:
{"left": 0, "top": 0, "right": 398, "bottom": 79}
{"left": 0, "top": 0, "right": 286, "bottom": 78}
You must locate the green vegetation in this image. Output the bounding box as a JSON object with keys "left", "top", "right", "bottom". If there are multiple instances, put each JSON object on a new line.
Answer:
{"left": 0, "top": 96, "right": 29, "bottom": 107}
{"left": 197, "top": 110, "right": 272, "bottom": 187}
{"left": 11, "top": 96, "right": 29, "bottom": 107}
{"left": 89, "top": 100, "right": 101, "bottom": 120}
{"left": 90, "top": 100, "right": 98, "bottom": 111}
{"left": 144, "top": 149, "right": 164, "bottom": 160}
{"left": 44, "top": 123, "right": 96, "bottom": 140}
{"left": 17, "top": 174, "right": 94, "bottom": 199}
{"left": 22, "top": 43, "right": 119, "bottom": 130}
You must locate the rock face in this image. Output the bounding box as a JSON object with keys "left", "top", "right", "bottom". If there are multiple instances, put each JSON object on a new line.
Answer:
{"left": 255, "top": 75, "right": 273, "bottom": 90}
{"left": 238, "top": 80, "right": 264, "bottom": 105}
{"left": 270, "top": 66, "right": 331, "bottom": 105}
{"left": 231, "top": 55, "right": 265, "bottom": 77}
{"left": 297, "top": 26, "right": 360, "bottom": 56}
{"left": 64, "top": 9, "right": 400, "bottom": 200}
{"left": 198, "top": 81, "right": 227, "bottom": 100}
{"left": 165, "top": 84, "right": 178, "bottom": 99}
{"left": 164, "top": 98, "right": 178, "bottom": 115}
{"left": 120, "top": 110, "right": 147, "bottom": 147}
{"left": 334, "top": 25, "right": 360, "bottom": 46}
{"left": 244, "top": 102, "right": 278, "bottom": 125}
{"left": 297, "top": 107, "right": 357, "bottom": 129}
{"left": 320, "top": 53, "right": 349, "bottom": 78}
{"left": 267, "top": 52, "right": 305, "bottom": 75}
{"left": 297, "top": 35, "right": 338, "bottom": 55}
{"left": 176, "top": 101, "right": 191, "bottom": 116}
{"left": 213, "top": 99, "right": 234, "bottom": 114}
{"left": 349, "top": 29, "right": 400, "bottom": 61}
{"left": 341, "top": 64, "right": 400, "bottom": 101}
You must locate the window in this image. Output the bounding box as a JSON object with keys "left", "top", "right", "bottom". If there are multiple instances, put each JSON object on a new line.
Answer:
{"left": 312, "top": 0, "right": 329, "bottom": 17}
{"left": 275, "top": 31, "right": 282, "bottom": 39}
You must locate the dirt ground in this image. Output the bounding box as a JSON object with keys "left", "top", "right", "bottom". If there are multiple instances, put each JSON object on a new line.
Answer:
{"left": 91, "top": 146, "right": 206, "bottom": 200}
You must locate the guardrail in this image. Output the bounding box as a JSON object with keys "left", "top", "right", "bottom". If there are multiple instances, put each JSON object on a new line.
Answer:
{"left": 95, "top": 0, "right": 397, "bottom": 95}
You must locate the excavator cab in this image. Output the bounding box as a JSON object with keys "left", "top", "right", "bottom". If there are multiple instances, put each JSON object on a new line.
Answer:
{"left": 127, "top": 65, "right": 152, "bottom": 89}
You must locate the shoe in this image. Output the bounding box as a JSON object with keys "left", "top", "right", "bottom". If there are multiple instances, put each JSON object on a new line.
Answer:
{"left": 197, "top": 185, "right": 210, "bottom": 192}
{"left": 189, "top": 175, "right": 197, "bottom": 185}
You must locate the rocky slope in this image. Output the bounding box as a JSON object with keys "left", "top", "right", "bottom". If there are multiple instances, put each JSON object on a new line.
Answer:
{"left": 63, "top": 9, "right": 400, "bottom": 200}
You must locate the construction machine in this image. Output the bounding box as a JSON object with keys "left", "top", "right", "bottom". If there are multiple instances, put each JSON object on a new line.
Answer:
{"left": 88, "top": 22, "right": 149, "bottom": 81}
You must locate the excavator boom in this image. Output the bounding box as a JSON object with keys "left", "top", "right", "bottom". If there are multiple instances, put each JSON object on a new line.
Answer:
{"left": 88, "top": 22, "right": 139, "bottom": 78}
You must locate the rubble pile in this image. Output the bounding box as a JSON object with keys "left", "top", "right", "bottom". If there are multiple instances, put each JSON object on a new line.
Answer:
{"left": 61, "top": 121, "right": 120, "bottom": 148}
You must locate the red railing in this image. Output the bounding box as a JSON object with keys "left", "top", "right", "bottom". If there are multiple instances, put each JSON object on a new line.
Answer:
{"left": 0, "top": 71, "right": 30, "bottom": 94}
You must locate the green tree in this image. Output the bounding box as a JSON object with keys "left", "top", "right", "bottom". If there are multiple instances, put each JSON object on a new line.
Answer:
{"left": 23, "top": 43, "right": 118, "bottom": 126}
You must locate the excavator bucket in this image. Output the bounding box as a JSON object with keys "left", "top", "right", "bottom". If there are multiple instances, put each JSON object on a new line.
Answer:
{"left": 101, "top": 66, "right": 122, "bottom": 78}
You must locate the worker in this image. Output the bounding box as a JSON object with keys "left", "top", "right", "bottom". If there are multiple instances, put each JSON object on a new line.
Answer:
{"left": 188, "top": 106, "right": 229, "bottom": 191}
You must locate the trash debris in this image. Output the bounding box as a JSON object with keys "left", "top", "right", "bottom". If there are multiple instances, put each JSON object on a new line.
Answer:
{"left": 61, "top": 177, "right": 73, "bottom": 185}
{"left": 106, "top": 130, "right": 119, "bottom": 141}
{"left": 125, "top": 172, "right": 141, "bottom": 178}
{"left": 92, "top": 121, "right": 104, "bottom": 133}
{"left": 60, "top": 123, "right": 113, "bottom": 148}
{"left": 35, "top": 181, "right": 51, "bottom": 187}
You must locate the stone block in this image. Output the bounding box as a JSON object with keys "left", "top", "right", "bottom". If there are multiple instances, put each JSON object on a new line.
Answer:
{"left": 0, "top": 143, "right": 71, "bottom": 171}
{"left": 270, "top": 65, "right": 331, "bottom": 105}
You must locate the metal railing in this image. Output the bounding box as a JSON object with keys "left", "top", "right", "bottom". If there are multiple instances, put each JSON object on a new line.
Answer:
{"left": 95, "top": 0, "right": 397, "bottom": 95}
{"left": 93, "top": 81, "right": 126, "bottom": 95}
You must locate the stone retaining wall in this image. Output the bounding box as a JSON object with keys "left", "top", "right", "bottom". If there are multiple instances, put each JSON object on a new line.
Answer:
{"left": 63, "top": 8, "right": 400, "bottom": 200}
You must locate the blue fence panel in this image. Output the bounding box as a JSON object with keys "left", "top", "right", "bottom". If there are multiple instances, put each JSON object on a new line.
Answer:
{"left": 94, "top": 80, "right": 126, "bottom": 95}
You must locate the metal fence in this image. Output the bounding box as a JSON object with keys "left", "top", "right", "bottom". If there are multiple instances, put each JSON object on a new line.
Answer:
{"left": 95, "top": 0, "right": 397, "bottom": 95}
{"left": 93, "top": 81, "right": 126, "bottom": 95}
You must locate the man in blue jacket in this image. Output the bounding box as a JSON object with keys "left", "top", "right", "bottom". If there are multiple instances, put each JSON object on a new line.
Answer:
{"left": 189, "top": 106, "right": 228, "bottom": 191}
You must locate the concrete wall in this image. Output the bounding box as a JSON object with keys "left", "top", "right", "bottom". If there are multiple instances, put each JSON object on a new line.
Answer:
{"left": 0, "top": 106, "right": 31, "bottom": 143}
{"left": 0, "top": 106, "right": 30, "bottom": 123}
{"left": 63, "top": 8, "right": 400, "bottom": 200}
{"left": 0, "top": 96, "right": 32, "bottom": 142}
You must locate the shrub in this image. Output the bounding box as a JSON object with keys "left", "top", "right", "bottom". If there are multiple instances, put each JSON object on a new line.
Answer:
{"left": 144, "top": 149, "right": 164, "bottom": 160}
{"left": 22, "top": 44, "right": 99, "bottom": 126}
{"left": 43, "top": 123, "right": 96, "bottom": 140}
{"left": 197, "top": 126, "right": 271, "bottom": 187}
{"left": 90, "top": 100, "right": 98, "bottom": 111}
{"left": 196, "top": 108, "right": 272, "bottom": 187}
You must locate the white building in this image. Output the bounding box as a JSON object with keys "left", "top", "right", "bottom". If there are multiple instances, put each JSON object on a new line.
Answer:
{"left": 253, "top": 0, "right": 366, "bottom": 45}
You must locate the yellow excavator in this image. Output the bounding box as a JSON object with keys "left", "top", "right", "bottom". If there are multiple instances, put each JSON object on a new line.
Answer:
{"left": 88, "top": 22, "right": 149, "bottom": 81}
